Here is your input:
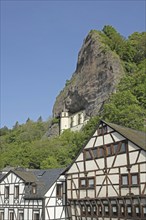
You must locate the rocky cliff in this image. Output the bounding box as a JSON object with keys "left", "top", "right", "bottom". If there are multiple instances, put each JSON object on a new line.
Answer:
{"left": 53, "top": 30, "right": 125, "bottom": 119}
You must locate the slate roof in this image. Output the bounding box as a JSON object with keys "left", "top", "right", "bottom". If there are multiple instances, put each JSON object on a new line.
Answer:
{"left": 104, "top": 121, "right": 146, "bottom": 151}
{"left": 0, "top": 167, "right": 66, "bottom": 199}
{"left": 24, "top": 168, "right": 66, "bottom": 199}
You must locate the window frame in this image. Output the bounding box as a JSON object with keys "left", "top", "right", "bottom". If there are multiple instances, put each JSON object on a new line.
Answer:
{"left": 120, "top": 204, "right": 125, "bottom": 217}
{"left": 126, "top": 205, "right": 133, "bottom": 217}
{"left": 9, "top": 211, "right": 14, "bottom": 220}
{"left": 5, "top": 186, "right": 9, "bottom": 199}
{"left": 79, "top": 177, "right": 95, "bottom": 189}
{"left": 142, "top": 205, "right": 146, "bottom": 218}
{"left": 121, "top": 173, "right": 139, "bottom": 187}
{"left": 32, "top": 184, "right": 37, "bottom": 194}
{"left": 56, "top": 183, "right": 63, "bottom": 198}
{"left": 0, "top": 211, "right": 4, "bottom": 220}
{"left": 33, "top": 212, "right": 39, "bottom": 220}
{"left": 121, "top": 174, "right": 129, "bottom": 187}
{"left": 14, "top": 185, "right": 19, "bottom": 199}
{"left": 111, "top": 204, "right": 118, "bottom": 217}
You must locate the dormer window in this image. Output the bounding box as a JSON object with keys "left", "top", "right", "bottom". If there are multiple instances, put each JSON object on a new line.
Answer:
{"left": 32, "top": 183, "right": 37, "bottom": 194}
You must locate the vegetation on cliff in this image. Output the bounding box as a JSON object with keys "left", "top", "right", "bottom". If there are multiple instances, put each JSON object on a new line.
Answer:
{"left": 0, "top": 25, "right": 145, "bottom": 170}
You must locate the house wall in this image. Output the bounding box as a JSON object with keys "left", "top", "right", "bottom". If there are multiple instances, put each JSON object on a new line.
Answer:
{"left": 66, "top": 123, "right": 146, "bottom": 220}
{"left": 0, "top": 172, "right": 43, "bottom": 220}
{"left": 44, "top": 175, "right": 71, "bottom": 220}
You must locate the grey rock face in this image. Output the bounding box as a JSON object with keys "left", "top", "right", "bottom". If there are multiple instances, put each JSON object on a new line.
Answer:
{"left": 53, "top": 31, "right": 124, "bottom": 118}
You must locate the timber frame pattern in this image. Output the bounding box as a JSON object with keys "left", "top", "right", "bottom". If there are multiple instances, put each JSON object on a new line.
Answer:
{"left": 0, "top": 120, "right": 146, "bottom": 220}
{"left": 0, "top": 168, "right": 71, "bottom": 220}
{"left": 66, "top": 121, "right": 146, "bottom": 220}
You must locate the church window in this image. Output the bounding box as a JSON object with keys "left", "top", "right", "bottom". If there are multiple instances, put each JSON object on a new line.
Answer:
{"left": 78, "top": 114, "right": 82, "bottom": 124}
{"left": 70, "top": 117, "right": 74, "bottom": 127}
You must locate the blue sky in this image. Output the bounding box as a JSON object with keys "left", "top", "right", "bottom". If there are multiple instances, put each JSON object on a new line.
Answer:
{"left": 1, "top": 0, "right": 145, "bottom": 128}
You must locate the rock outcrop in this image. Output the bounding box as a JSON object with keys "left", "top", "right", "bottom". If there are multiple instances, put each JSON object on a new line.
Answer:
{"left": 53, "top": 30, "right": 124, "bottom": 119}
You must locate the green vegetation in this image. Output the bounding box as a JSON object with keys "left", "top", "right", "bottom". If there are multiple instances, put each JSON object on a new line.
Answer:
{"left": 0, "top": 116, "right": 100, "bottom": 169}
{"left": 0, "top": 25, "right": 145, "bottom": 170}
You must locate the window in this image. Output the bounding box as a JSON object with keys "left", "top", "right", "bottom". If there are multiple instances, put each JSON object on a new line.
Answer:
{"left": 121, "top": 173, "right": 139, "bottom": 187}
{"left": 56, "top": 183, "right": 63, "bottom": 198}
{"left": 79, "top": 177, "right": 95, "bottom": 189}
{"left": 98, "top": 147, "right": 104, "bottom": 157}
{"left": 88, "top": 178, "right": 95, "bottom": 188}
{"left": 120, "top": 205, "right": 125, "bottom": 217}
{"left": 113, "top": 144, "right": 118, "bottom": 154}
{"left": 79, "top": 178, "right": 86, "bottom": 188}
{"left": 9, "top": 212, "right": 14, "bottom": 220}
{"left": 120, "top": 142, "right": 126, "bottom": 153}
{"left": 5, "top": 186, "right": 9, "bottom": 199}
{"left": 98, "top": 205, "right": 102, "bottom": 216}
{"left": 142, "top": 206, "right": 146, "bottom": 217}
{"left": 98, "top": 126, "right": 107, "bottom": 136}
{"left": 81, "top": 206, "right": 86, "bottom": 216}
{"left": 135, "top": 205, "right": 140, "bottom": 217}
{"left": 33, "top": 212, "right": 39, "bottom": 220}
{"left": 121, "top": 174, "right": 128, "bottom": 186}
{"left": 84, "top": 150, "right": 92, "bottom": 160}
{"left": 19, "top": 212, "right": 24, "bottom": 220}
{"left": 87, "top": 205, "right": 91, "bottom": 216}
{"left": 70, "top": 117, "right": 73, "bottom": 127}
{"left": 14, "top": 185, "right": 19, "bottom": 199}
{"left": 104, "top": 205, "right": 109, "bottom": 216}
{"left": 106, "top": 145, "right": 112, "bottom": 156}
{"left": 93, "top": 205, "right": 97, "bottom": 215}
{"left": 92, "top": 148, "right": 97, "bottom": 159}
{"left": 0, "top": 211, "right": 4, "bottom": 220}
{"left": 112, "top": 205, "right": 118, "bottom": 216}
{"left": 131, "top": 174, "right": 139, "bottom": 185}
{"left": 127, "top": 205, "right": 132, "bottom": 217}
{"left": 32, "top": 184, "right": 37, "bottom": 194}
{"left": 78, "top": 114, "right": 82, "bottom": 124}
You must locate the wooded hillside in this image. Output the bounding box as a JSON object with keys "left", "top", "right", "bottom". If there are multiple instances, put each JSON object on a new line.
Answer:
{"left": 0, "top": 26, "right": 145, "bottom": 170}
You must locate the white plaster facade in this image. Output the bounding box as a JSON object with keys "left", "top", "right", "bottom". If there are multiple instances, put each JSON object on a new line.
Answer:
{"left": 60, "top": 110, "right": 89, "bottom": 134}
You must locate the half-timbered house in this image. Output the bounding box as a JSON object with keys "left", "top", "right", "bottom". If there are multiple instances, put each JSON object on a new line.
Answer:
{"left": 0, "top": 168, "right": 71, "bottom": 220}
{"left": 66, "top": 120, "right": 146, "bottom": 220}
